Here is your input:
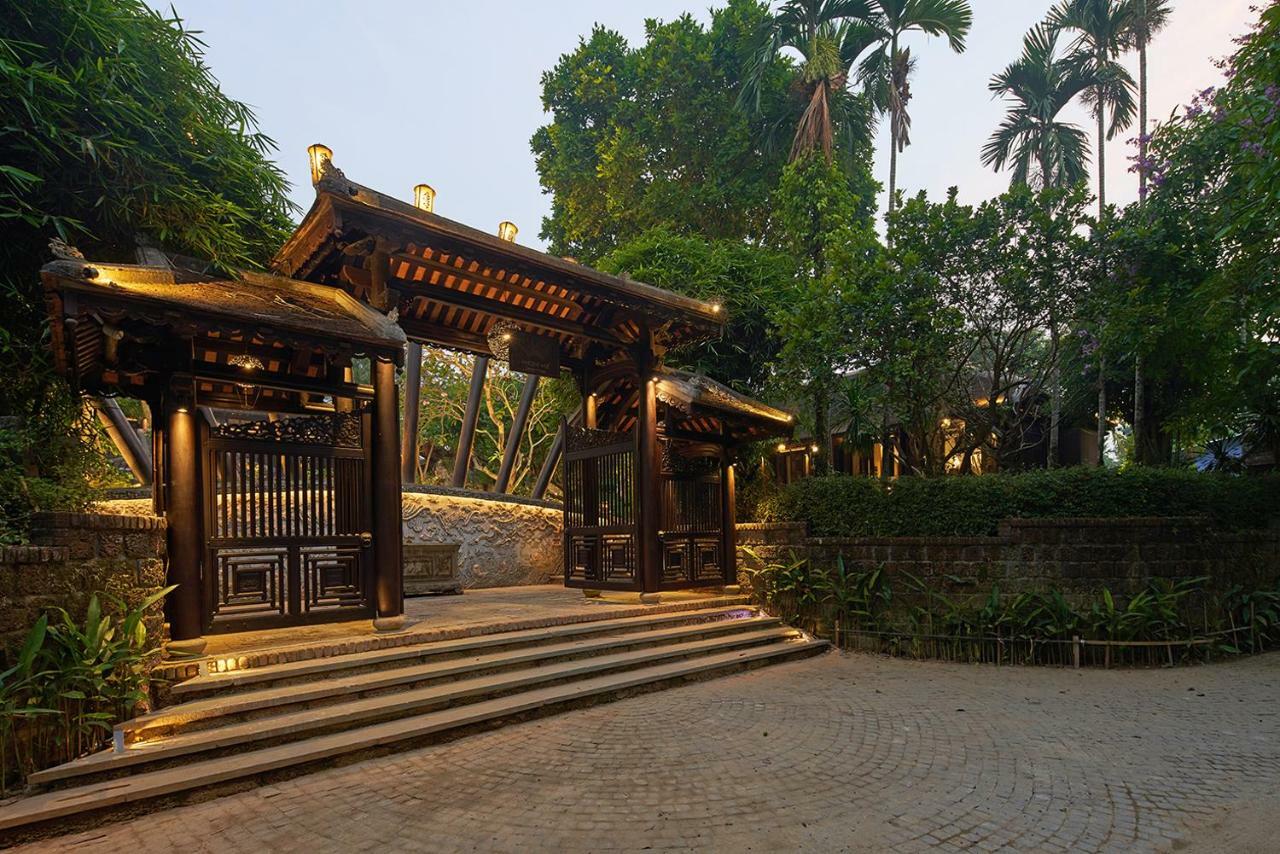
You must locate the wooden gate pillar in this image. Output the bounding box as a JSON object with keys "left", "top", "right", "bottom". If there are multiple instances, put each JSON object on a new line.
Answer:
{"left": 633, "top": 334, "right": 662, "bottom": 599}
{"left": 164, "top": 394, "right": 206, "bottom": 653}
{"left": 371, "top": 357, "right": 405, "bottom": 631}
{"left": 720, "top": 452, "right": 739, "bottom": 592}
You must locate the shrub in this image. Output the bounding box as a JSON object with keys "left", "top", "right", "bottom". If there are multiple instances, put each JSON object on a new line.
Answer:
{"left": 0, "top": 587, "right": 171, "bottom": 791}
{"left": 769, "top": 467, "right": 1280, "bottom": 537}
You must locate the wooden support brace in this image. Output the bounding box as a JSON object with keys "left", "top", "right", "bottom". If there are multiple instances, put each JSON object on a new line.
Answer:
{"left": 451, "top": 355, "right": 489, "bottom": 488}
{"left": 401, "top": 341, "right": 423, "bottom": 483}
{"left": 494, "top": 374, "right": 539, "bottom": 493}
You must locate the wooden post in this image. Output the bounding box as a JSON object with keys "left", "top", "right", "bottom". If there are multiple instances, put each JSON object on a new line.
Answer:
{"left": 633, "top": 334, "right": 661, "bottom": 599}
{"left": 495, "top": 374, "right": 539, "bottom": 493}
{"left": 164, "top": 395, "right": 204, "bottom": 652}
{"left": 720, "top": 450, "right": 738, "bottom": 592}
{"left": 93, "top": 396, "right": 152, "bottom": 486}
{"left": 371, "top": 357, "right": 404, "bottom": 631}
{"left": 451, "top": 355, "right": 489, "bottom": 488}
{"left": 401, "top": 341, "right": 422, "bottom": 483}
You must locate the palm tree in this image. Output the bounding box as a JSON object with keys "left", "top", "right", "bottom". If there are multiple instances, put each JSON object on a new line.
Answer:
{"left": 856, "top": 0, "right": 973, "bottom": 224}
{"left": 1128, "top": 0, "right": 1171, "bottom": 464}
{"left": 740, "top": 0, "right": 881, "bottom": 165}
{"left": 1048, "top": 0, "right": 1137, "bottom": 467}
{"left": 982, "top": 24, "right": 1095, "bottom": 190}
{"left": 1047, "top": 0, "right": 1137, "bottom": 220}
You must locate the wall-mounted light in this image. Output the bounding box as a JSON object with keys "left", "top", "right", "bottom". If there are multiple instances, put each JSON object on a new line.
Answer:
{"left": 809, "top": 444, "right": 819, "bottom": 454}
{"left": 228, "top": 354, "right": 264, "bottom": 372}
{"left": 307, "top": 143, "right": 333, "bottom": 186}
{"left": 413, "top": 183, "right": 436, "bottom": 213}
{"left": 777, "top": 443, "right": 787, "bottom": 453}
{"left": 497, "top": 221, "right": 518, "bottom": 242}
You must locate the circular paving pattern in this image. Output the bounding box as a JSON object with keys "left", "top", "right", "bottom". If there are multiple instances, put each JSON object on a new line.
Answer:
{"left": 22, "top": 651, "right": 1280, "bottom": 853}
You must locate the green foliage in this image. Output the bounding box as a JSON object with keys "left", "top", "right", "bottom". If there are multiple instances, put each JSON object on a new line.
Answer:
{"left": 1103, "top": 2, "right": 1280, "bottom": 464}
{"left": 769, "top": 155, "right": 880, "bottom": 472}
{"left": 767, "top": 467, "right": 1280, "bottom": 537}
{"left": 0, "top": 587, "right": 171, "bottom": 790}
{"left": 531, "top": 0, "right": 794, "bottom": 262}
{"left": 743, "top": 550, "right": 1280, "bottom": 665}
{"left": 597, "top": 229, "right": 796, "bottom": 393}
{"left": 0, "top": 0, "right": 296, "bottom": 540}
{"left": 983, "top": 24, "right": 1095, "bottom": 189}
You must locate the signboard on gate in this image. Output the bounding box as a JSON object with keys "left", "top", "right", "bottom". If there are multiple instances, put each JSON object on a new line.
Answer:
{"left": 509, "top": 332, "right": 561, "bottom": 378}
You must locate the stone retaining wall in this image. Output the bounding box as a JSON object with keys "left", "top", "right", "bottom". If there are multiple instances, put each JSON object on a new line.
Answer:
{"left": 402, "top": 486, "right": 562, "bottom": 588}
{"left": 737, "top": 517, "right": 1280, "bottom": 600}
{"left": 0, "top": 511, "right": 168, "bottom": 657}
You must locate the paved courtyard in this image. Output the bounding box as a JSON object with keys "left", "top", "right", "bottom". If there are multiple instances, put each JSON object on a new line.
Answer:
{"left": 24, "top": 650, "right": 1280, "bottom": 853}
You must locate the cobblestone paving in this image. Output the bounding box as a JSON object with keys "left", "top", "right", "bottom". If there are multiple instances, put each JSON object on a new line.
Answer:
{"left": 27, "top": 651, "right": 1280, "bottom": 853}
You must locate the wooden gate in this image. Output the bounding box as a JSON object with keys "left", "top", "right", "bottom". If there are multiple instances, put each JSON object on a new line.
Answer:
{"left": 563, "top": 425, "right": 639, "bottom": 591}
{"left": 659, "top": 450, "right": 726, "bottom": 588}
{"left": 200, "top": 409, "right": 375, "bottom": 632}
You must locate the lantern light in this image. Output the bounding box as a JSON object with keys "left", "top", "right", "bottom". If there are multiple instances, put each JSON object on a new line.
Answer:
{"left": 497, "top": 221, "right": 519, "bottom": 242}
{"left": 307, "top": 144, "right": 333, "bottom": 186}
{"left": 810, "top": 444, "right": 820, "bottom": 454}
{"left": 413, "top": 184, "right": 436, "bottom": 213}
{"left": 777, "top": 443, "right": 787, "bottom": 453}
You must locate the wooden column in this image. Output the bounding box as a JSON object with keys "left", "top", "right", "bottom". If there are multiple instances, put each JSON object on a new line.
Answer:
{"left": 720, "top": 451, "right": 738, "bottom": 590}
{"left": 401, "top": 341, "right": 423, "bottom": 483}
{"left": 495, "top": 374, "right": 539, "bottom": 493}
{"left": 633, "top": 335, "right": 662, "bottom": 597}
{"left": 163, "top": 396, "right": 204, "bottom": 651}
{"left": 371, "top": 357, "right": 404, "bottom": 630}
{"left": 451, "top": 356, "right": 489, "bottom": 488}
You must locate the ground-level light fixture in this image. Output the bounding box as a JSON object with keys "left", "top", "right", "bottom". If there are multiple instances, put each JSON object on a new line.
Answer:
{"left": 307, "top": 143, "right": 333, "bottom": 186}
{"left": 497, "top": 221, "right": 518, "bottom": 242}
{"left": 413, "top": 184, "right": 436, "bottom": 213}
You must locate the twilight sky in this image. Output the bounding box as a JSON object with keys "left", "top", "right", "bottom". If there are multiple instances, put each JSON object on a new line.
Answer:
{"left": 154, "top": 0, "right": 1255, "bottom": 248}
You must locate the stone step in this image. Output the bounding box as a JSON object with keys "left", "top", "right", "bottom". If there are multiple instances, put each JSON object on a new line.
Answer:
{"left": 2, "top": 637, "right": 827, "bottom": 840}
{"left": 123, "top": 615, "right": 783, "bottom": 741}
{"left": 30, "top": 625, "right": 799, "bottom": 787}
{"left": 160, "top": 595, "right": 753, "bottom": 685}
{"left": 172, "top": 604, "right": 758, "bottom": 699}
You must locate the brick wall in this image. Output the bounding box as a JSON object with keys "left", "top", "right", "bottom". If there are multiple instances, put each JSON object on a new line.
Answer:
{"left": 737, "top": 517, "right": 1280, "bottom": 601}
{"left": 0, "top": 512, "right": 168, "bottom": 657}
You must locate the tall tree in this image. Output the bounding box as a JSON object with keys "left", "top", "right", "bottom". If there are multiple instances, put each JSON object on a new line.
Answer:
{"left": 983, "top": 24, "right": 1095, "bottom": 190}
{"left": 857, "top": 0, "right": 973, "bottom": 226}
{"left": 533, "top": 1, "right": 796, "bottom": 262}
{"left": 740, "top": 0, "right": 879, "bottom": 166}
{"left": 1127, "top": 0, "right": 1171, "bottom": 464}
{"left": 1048, "top": 0, "right": 1137, "bottom": 465}
{"left": 1047, "top": 0, "right": 1137, "bottom": 219}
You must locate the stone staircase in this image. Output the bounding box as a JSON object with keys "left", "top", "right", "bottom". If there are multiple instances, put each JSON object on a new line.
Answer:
{"left": 0, "top": 603, "right": 826, "bottom": 840}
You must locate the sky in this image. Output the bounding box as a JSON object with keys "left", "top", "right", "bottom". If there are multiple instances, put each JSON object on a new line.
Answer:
{"left": 155, "top": 0, "right": 1257, "bottom": 249}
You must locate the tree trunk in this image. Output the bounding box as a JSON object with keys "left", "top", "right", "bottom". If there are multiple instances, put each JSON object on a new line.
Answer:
{"left": 812, "top": 380, "right": 829, "bottom": 476}
{"left": 1097, "top": 353, "right": 1108, "bottom": 467}
{"left": 887, "top": 34, "right": 900, "bottom": 244}
{"left": 1049, "top": 328, "right": 1061, "bottom": 468}
{"left": 1133, "top": 40, "right": 1149, "bottom": 464}
{"left": 880, "top": 405, "right": 893, "bottom": 481}
{"left": 1096, "top": 90, "right": 1106, "bottom": 220}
